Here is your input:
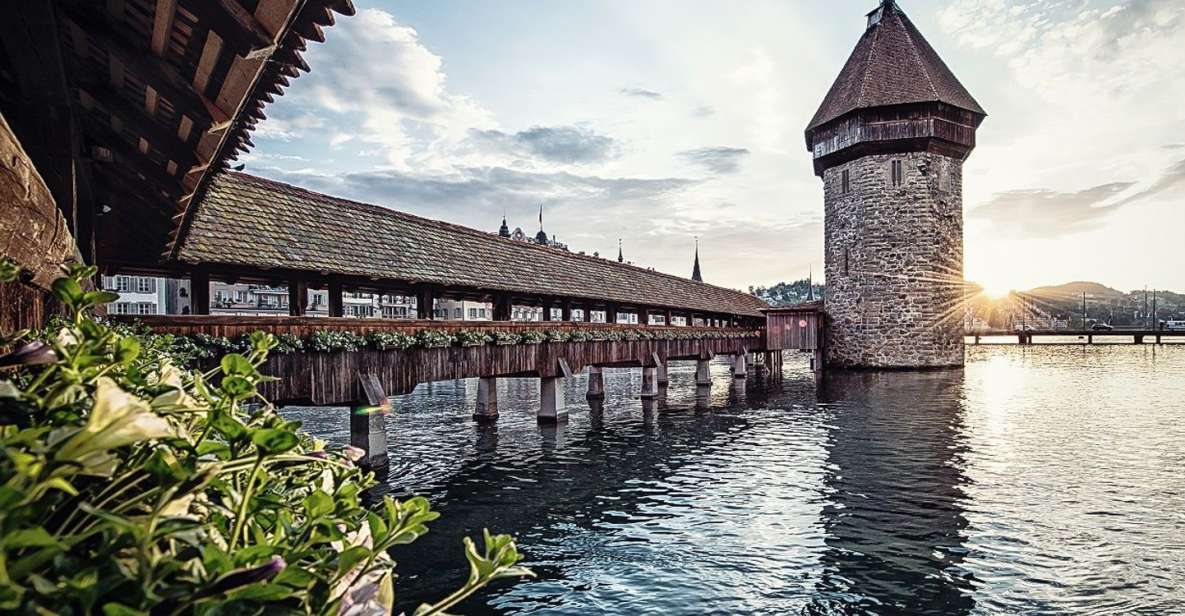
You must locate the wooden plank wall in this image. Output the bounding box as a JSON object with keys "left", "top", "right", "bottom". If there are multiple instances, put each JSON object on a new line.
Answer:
{"left": 118, "top": 315, "right": 756, "bottom": 338}
{"left": 260, "top": 336, "right": 760, "bottom": 405}
{"left": 0, "top": 112, "right": 79, "bottom": 334}
{"left": 765, "top": 311, "right": 821, "bottom": 351}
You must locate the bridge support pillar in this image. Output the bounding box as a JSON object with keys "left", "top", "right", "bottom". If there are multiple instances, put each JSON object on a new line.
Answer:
{"left": 474, "top": 377, "right": 498, "bottom": 420}
{"left": 1087, "top": 334, "right": 1093, "bottom": 344}
{"left": 732, "top": 353, "right": 747, "bottom": 378}
{"left": 586, "top": 366, "right": 604, "bottom": 399}
{"left": 349, "top": 406, "right": 389, "bottom": 473}
{"left": 641, "top": 367, "right": 659, "bottom": 399}
{"left": 539, "top": 377, "right": 567, "bottom": 423}
{"left": 656, "top": 362, "right": 668, "bottom": 387}
{"left": 695, "top": 359, "right": 712, "bottom": 386}
{"left": 1134, "top": 335, "right": 1144, "bottom": 345}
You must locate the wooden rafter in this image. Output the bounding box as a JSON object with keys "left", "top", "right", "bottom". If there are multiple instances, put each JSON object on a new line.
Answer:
{"left": 181, "top": 0, "right": 276, "bottom": 59}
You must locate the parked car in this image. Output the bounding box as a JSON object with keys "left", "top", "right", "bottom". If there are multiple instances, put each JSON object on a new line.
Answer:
{"left": 1091, "top": 323, "right": 1114, "bottom": 331}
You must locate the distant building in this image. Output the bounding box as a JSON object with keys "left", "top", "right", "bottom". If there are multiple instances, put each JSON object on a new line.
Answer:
{"left": 102, "top": 275, "right": 168, "bottom": 315}
{"left": 497, "top": 207, "right": 568, "bottom": 251}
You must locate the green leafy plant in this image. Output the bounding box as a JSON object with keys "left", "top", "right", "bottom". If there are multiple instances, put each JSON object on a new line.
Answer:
{"left": 308, "top": 330, "right": 367, "bottom": 352}
{"left": 454, "top": 330, "right": 491, "bottom": 347}
{"left": 518, "top": 330, "right": 547, "bottom": 345}
{"left": 415, "top": 330, "right": 454, "bottom": 349}
{"left": 567, "top": 329, "right": 594, "bottom": 342}
{"left": 491, "top": 331, "right": 520, "bottom": 346}
{"left": 367, "top": 331, "right": 417, "bottom": 351}
{"left": 543, "top": 330, "right": 570, "bottom": 343}
{"left": 0, "top": 265, "right": 531, "bottom": 614}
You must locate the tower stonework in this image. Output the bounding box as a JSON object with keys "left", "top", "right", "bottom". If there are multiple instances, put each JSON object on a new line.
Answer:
{"left": 806, "top": 0, "right": 985, "bottom": 368}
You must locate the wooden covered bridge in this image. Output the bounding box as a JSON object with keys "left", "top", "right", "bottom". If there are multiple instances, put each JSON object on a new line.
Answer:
{"left": 0, "top": 0, "right": 823, "bottom": 471}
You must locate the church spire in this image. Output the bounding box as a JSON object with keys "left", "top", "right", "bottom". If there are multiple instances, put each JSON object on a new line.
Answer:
{"left": 534, "top": 203, "right": 548, "bottom": 245}
{"left": 617, "top": 238, "right": 623, "bottom": 263}
{"left": 691, "top": 237, "right": 703, "bottom": 282}
{"left": 498, "top": 210, "right": 510, "bottom": 238}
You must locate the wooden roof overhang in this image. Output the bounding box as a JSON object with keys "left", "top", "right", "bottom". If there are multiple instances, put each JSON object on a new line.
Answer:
{"left": 172, "top": 172, "right": 771, "bottom": 321}
{"left": 0, "top": 0, "right": 354, "bottom": 272}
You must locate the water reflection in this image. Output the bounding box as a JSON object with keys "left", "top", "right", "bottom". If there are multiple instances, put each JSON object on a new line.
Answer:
{"left": 278, "top": 348, "right": 1185, "bottom": 614}
{"left": 810, "top": 371, "right": 976, "bottom": 615}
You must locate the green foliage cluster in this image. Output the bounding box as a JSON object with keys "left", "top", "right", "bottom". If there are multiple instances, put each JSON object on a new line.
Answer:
{"left": 454, "top": 331, "right": 492, "bottom": 347}
{"left": 414, "top": 330, "right": 454, "bottom": 349}
{"left": 0, "top": 264, "right": 531, "bottom": 614}
{"left": 518, "top": 331, "right": 547, "bottom": 345}
{"left": 491, "top": 331, "right": 520, "bottom": 346}
{"left": 308, "top": 330, "right": 367, "bottom": 353}
{"left": 366, "top": 331, "right": 416, "bottom": 351}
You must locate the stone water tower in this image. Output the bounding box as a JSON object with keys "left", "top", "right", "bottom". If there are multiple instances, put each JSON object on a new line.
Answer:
{"left": 805, "top": 0, "right": 986, "bottom": 368}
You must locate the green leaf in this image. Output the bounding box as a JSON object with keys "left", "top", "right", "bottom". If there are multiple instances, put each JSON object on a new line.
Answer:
{"left": 208, "top": 409, "right": 247, "bottom": 440}
{"left": 221, "top": 376, "right": 255, "bottom": 399}
{"left": 228, "top": 582, "right": 291, "bottom": 602}
{"left": 51, "top": 277, "right": 84, "bottom": 305}
{"left": 250, "top": 428, "right": 299, "bottom": 456}
{"left": 83, "top": 291, "right": 121, "bottom": 307}
{"left": 3, "top": 527, "right": 63, "bottom": 550}
{"left": 220, "top": 353, "right": 254, "bottom": 377}
{"left": 366, "top": 511, "right": 388, "bottom": 542}
{"left": 336, "top": 546, "right": 371, "bottom": 576}
{"left": 115, "top": 336, "right": 141, "bottom": 364}
{"left": 303, "top": 490, "right": 334, "bottom": 518}
{"left": 102, "top": 603, "right": 147, "bottom": 616}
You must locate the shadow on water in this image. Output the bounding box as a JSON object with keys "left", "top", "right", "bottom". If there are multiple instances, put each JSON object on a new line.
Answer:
{"left": 808, "top": 370, "right": 976, "bottom": 616}
{"left": 387, "top": 380, "right": 772, "bottom": 613}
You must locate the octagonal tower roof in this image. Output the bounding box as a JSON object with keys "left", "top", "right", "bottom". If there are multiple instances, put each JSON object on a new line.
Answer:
{"left": 807, "top": 0, "right": 985, "bottom": 134}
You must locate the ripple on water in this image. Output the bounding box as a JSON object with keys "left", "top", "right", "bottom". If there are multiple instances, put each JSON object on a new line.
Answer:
{"left": 280, "top": 348, "right": 1185, "bottom": 615}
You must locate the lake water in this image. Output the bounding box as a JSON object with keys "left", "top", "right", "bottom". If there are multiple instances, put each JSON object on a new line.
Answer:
{"left": 282, "top": 344, "right": 1185, "bottom": 615}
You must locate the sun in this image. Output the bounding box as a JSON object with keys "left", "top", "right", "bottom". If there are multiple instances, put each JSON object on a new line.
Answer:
{"left": 977, "top": 280, "right": 1012, "bottom": 300}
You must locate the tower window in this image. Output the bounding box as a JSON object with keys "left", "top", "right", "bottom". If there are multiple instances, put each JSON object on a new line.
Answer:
{"left": 891, "top": 160, "right": 904, "bottom": 187}
{"left": 841, "top": 169, "right": 850, "bottom": 194}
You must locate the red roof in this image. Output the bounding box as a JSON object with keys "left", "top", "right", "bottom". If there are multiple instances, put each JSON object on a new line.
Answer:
{"left": 807, "top": 0, "right": 985, "bottom": 133}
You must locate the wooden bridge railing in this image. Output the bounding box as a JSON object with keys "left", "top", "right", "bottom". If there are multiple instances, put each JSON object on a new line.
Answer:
{"left": 114, "top": 315, "right": 768, "bottom": 405}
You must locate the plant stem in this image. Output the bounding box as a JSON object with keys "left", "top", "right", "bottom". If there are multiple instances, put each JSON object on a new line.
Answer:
{"left": 229, "top": 456, "right": 263, "bottom": 550}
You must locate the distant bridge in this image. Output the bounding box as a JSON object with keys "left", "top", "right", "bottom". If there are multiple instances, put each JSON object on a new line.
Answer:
{"left": 967, "top": 329, "right": 1185, "bottom": 345}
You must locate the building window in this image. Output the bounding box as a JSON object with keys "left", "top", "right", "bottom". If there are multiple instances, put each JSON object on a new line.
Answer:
{"left": 136, "top": 302, "right": 154, "bottom": 315}
{"left": 841, "top": 169, "right": 850, "bottom": 194}
{"left": 115, "top": 276, "right": 131, "bottom": 292}
{"left": 468, "top": 308, "right": 477, "bottom": 319}
{"left": 890, "top": 159, "right": 904, "bottom": 187}
{"left": 112, "top": 302, "right": 129, "bottom": 314}
{"left": 135, "top": 277, "right": 156, "bottom": 293}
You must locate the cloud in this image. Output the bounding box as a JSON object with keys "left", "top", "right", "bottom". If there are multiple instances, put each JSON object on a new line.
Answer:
{"left": 467, "top": 126, "right": 620, "bottom": 164}
{"left": 1163, "top": 144, "right": 1185, "bottom": 150}
{"left": 970, "top": 182, "right": 1134, "bottom": 238}
{"left": 691, "top": 105, "right": 715, "bottom": 118}
{"left": 677, "top": 147, "right": 751, "bottom": 174}
{"left": 620, "top": 87, "right": 663, "bottom": 100}
{"left": 252, "top": 165, "right": 697, "bottom": 221}
{"left": 289, "top": 8, "right": 493, "bottom": 168}
{"left": 1113, "top": 158, "right": 1185, "bottom": 207}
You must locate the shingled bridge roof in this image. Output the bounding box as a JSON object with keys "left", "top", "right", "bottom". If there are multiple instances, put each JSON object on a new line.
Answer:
{"left": 806, "top": 0, "right": 985, "bottom": 133}
{"left": 177, "top": 172, "right": 769, "bottom": 318}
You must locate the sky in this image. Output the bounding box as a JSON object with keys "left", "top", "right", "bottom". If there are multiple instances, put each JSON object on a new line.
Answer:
{"left": 241, "top": 0, "right": 1185, "bottom": 294}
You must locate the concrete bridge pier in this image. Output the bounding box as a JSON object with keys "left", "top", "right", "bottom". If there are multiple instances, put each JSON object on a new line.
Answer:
{"left": 539, "top": 376, "right": 568, "bottom": 423}
{"left": 349, "top": 406, "right": 389, "bottom": 474}
{"left": 640, "top": 367, "right": 660, "bottom": 399}
{"left": 586, "top": 366, "right": 605, "bottom": 399}
{"left": 656, "top": 362, "right": 669, "bottom": 388}
{"left": 473, "top": 377, "right": 498, "bottom": 421}
{"left": 695, "top": 359, "right": 712, "bottom": 386}
{"left": 732, "top": 353, "right": 747, "bottom": 378}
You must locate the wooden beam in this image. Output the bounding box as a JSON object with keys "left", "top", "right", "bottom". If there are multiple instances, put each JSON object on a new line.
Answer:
{"left": 328, "top": 279, "right": 343, "bottom": 317}
{"left": 191, "top": 269, "right": 210, "bottom": 315}
{"left": 181, "top": 0, "right": 276, "bottom": 59}
{"left": 80, "top": 85, "right": 196, "bottom": 169}
{"left": 59, "top": 3, "right": 220, "bottom": 126}
{"left": 288, "top": 280, "right": 307, "bottom": 316}
{"left": 150, "top": 0, "right": 178, "bottom": 57}
{"left": 417, "top": 287, "right": 435, "bottom": 320}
